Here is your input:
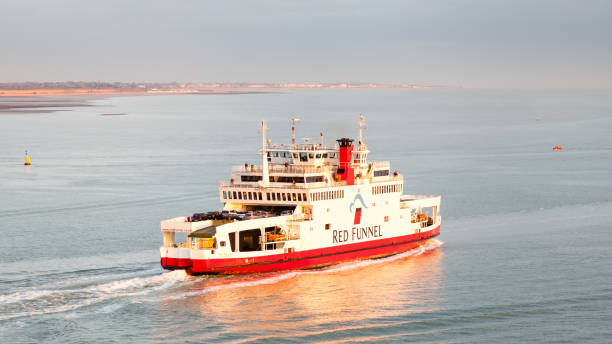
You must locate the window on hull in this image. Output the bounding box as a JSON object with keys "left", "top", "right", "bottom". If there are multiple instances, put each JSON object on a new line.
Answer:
{"left": 228, "top": 232, "right": 236, "bottom": 252}
{"left": 239, "top": 229, "right": 261, "bottom": 252}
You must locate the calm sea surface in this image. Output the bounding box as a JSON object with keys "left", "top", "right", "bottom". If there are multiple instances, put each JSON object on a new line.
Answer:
{"left": 1, "top": 89, "right": 611, "bottom": 343}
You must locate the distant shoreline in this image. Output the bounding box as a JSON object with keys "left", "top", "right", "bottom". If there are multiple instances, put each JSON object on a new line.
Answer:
{"left": 0, "top": 82, "right": 453, "bottom": 97}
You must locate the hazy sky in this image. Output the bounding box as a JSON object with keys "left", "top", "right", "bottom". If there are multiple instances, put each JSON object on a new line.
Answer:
{"left": 2, "top": 0, "right": 611, "bottom": 89}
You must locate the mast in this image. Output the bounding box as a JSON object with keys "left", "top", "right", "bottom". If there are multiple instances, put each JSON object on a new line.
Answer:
{"left": 261, "top": 120, "right": 270, "bottom": 187}
{"left": 291, "top": 118, "right": 300, "bottom": 147}
{"left": 358, "top": 114, "right": 365, "bottom": 149}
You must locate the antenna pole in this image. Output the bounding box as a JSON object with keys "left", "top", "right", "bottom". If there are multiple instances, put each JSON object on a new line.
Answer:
{"left": 291, "top": 118, "right": 300, "bottom": 147}
{"left": 358, "top": 114, "right": 364, "bottom": 148}
{"left": 261, "top": 120, "right": 270, "bottom": 187}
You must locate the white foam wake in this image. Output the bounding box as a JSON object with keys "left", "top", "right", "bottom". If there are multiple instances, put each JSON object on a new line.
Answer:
{"left": 1, "top": 240, "right": 443, "bottom": 320}
{"left": 316, "top": 238, "right": 444, "bottom": 274}
{"left": 161, "top": 271, "right": 300, "bottom": 301}
{"left": 0, "top": 270, "right": 188, "bottom": 321}
{"left": 0, "top": 267, "right": 162, "bottom": 304}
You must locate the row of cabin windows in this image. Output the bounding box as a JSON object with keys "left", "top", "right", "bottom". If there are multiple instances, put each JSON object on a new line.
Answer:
{"left": 225, "top": 190, "right": 264, "bottom": 201}
{"left": 267, "top": 151, "right": 338, "bottom": 160}
{"left": 266, "top": 191, "right": 307, "bottom": 202}
{"left": 373, "top": 169, "right": 390, "bottom": 177}
{"left": 372, "top": 183, "right": 402, "bottom": 195}
{"left": 240, "top": 175, "right": 324, "bottom": 184}
{"left": 222, "top": 190, "right": 308, "bottom": 202}
{"left": 311, "top": 189, "right": 344, "bottom": 201}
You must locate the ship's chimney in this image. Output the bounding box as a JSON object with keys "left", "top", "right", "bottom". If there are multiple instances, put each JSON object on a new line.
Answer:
{"left": 336, "top": 138, "right": 354, "bottom": 185}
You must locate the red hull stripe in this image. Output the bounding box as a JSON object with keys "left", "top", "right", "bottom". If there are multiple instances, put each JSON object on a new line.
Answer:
{"left": 180, "top": 225, "right": 440, "bottom": 274}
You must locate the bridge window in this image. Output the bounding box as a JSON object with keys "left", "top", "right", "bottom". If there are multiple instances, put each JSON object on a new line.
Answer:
{"left": 374, "top": 170, "right": 389, "bottom": 177}
{"left": 316, "top": 153, "right": 321, "bottom": 158}
{"left": 329, "top": 153, "right": 337, "bottom": 159}
{"left": 270, "top": 176, "right": 305, "bottom": 183}
{"left": 322, "top": 153, "right": 328, "bottom": 158}
{"left": 300, "top": 152, "right": 308, "bottom": 162}
{"left": 223, "top": 191, "right": 227, "bottom": 199}
{"left": 305, "top": 175, "right": 324, "bottom": 183}
{"left": 241, "top": 175, "right": 263, "bottom": 182}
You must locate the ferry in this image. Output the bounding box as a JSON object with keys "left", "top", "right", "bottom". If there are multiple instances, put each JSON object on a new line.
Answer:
{"left": 160, "top": 116, "right": 441, "bottom": 274}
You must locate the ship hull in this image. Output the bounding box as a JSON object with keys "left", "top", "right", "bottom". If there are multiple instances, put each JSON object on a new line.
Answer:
{"left": 162, "top": 225, "right": 440, "bottom": 275}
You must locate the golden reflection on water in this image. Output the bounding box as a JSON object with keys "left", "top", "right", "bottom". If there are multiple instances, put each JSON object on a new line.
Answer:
{"left": 155, "top": 241, "right": 443, "bottom": 342}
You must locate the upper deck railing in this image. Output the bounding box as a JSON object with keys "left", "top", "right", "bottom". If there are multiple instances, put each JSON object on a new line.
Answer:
{"left": 370, "top": 161, "right": 390, "bottom": 169}
{"left": 232, "top": 164, "right": 337, "bottom": 175}
{"left": 267, "top": 142, "right": 338, "bottom": 151}
{"left": 233, "top": 160, "right": 391, "bottom": 176}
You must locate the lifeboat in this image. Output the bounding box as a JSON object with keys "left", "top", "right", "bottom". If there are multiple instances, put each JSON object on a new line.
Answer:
{"left": 553, "top": 146, "right": 563, "bottom": 151}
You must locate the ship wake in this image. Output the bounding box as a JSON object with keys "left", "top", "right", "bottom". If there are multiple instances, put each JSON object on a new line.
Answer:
{"left": 0, "top": 268, "right": 189, "bottom": 321}
{"left": 0, "top": 240, "right": 442, "bottom": 321}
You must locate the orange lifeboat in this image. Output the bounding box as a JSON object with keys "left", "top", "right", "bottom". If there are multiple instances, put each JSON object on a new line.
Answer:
{"left": 553, "top": 146, "right": 563, "bottom": 151}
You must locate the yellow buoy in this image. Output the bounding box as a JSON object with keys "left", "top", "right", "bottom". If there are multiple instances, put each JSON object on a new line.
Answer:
{"left": 24, "top": 151, "right": 31, "bottom": 165}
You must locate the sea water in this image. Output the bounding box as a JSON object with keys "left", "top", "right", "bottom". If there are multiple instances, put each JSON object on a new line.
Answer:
{"left": 1, "top": 89, "right": 611, "bottom": 343}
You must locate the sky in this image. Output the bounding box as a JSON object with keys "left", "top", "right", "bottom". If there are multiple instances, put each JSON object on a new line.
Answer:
{"left": 1, "top": 0, "right": 611, "bottom": 89}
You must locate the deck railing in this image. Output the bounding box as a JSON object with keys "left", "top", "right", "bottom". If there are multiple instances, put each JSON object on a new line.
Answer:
{"left": 232, "top": 164, "right": 337, "bottom": 175}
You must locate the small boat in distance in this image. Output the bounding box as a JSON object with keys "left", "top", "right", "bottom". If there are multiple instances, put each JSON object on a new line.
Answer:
{"left": 553, "top": 146, "right": 563, "bottom": 151}
{"left": 160, "top": 115, "right": 442, "bottom": 274}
